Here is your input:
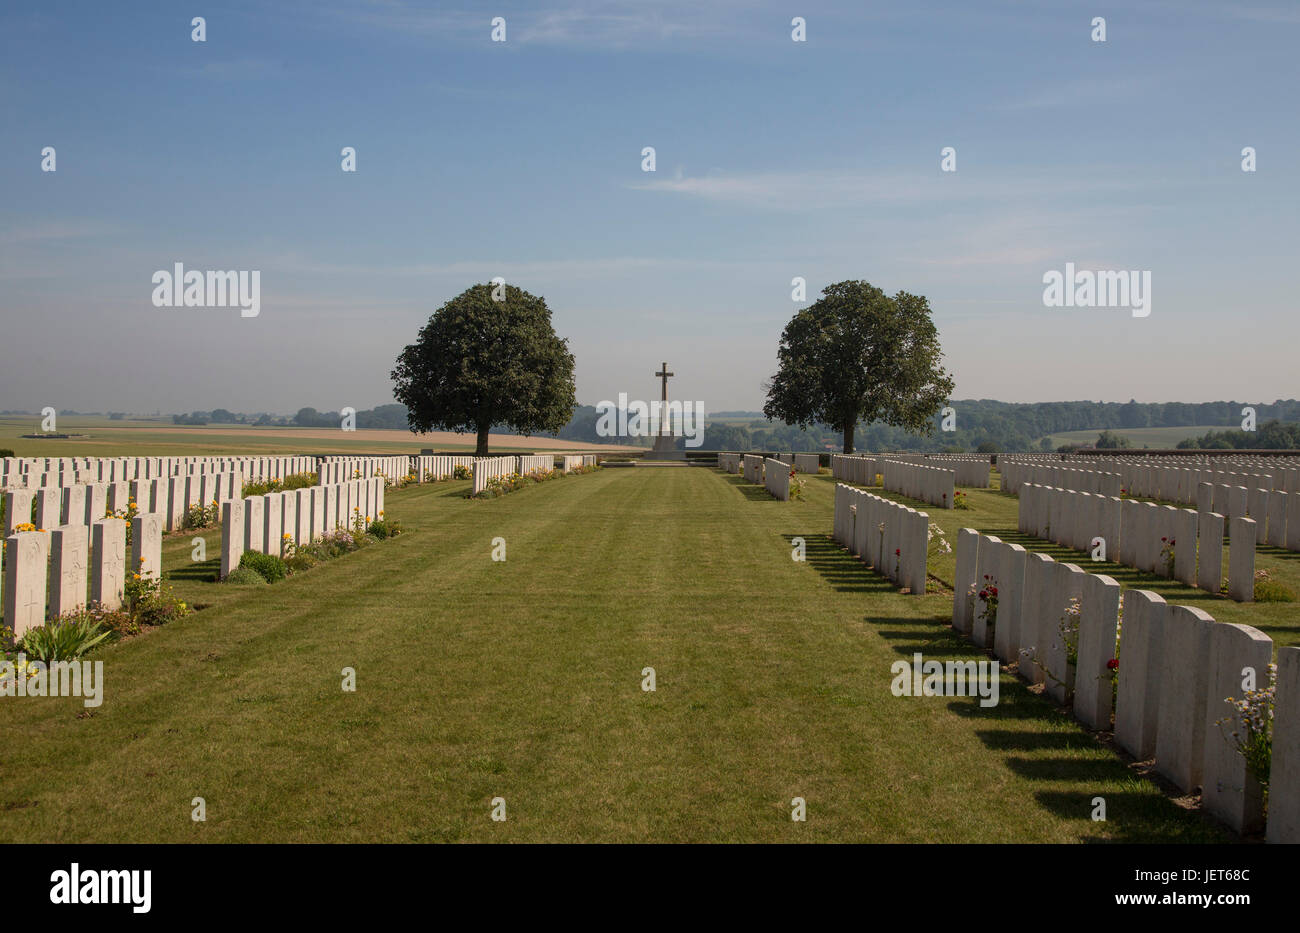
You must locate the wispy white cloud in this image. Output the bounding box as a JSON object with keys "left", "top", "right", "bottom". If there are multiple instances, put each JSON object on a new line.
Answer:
{"left": 628, "top": 168, "right": 1158, "bottom": 211}
{"left": 328, "top": 0, "right": 775, "bottom": 47}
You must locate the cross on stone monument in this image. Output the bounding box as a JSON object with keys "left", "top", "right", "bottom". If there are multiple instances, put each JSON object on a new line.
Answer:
{"left": 655, "top": 362, "right": 674, "bottom": 437}
{"left": 646, "top": 361, "right": 685, "bottom": 459}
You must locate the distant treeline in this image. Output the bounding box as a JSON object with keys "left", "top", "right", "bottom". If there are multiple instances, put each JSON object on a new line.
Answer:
{"left": 172, "top": 405, "right": 411, "bottom": 429}
{"left": 159, "top": 398, "right": 1300, "bottom": 451}
{"left": 1176, "top": 421, "right": 1300, "bottom": 450}
{"left": 698, "top": 399, "right": 1300, "bottom": 452}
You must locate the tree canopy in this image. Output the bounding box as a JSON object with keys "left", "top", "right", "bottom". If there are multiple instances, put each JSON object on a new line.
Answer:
{"left": 763, "top": 281, "right": 955, "bottom": 453}
{"left": 391, "top": 283, "right": 577, "bottom": 455}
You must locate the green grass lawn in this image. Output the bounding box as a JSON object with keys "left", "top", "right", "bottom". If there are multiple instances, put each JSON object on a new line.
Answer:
{"left": 1045, "top": 425, "right": 1229, "bottom": 449}
{"left": 0, "top": 467, "right": 1230, "bottom": 842}
{"left": 0, "top": 416, "right": 631, "bottom": 458}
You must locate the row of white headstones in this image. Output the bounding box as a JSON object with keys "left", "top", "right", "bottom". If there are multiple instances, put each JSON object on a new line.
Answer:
{"left": 1, "top": 473, "right": 392, "bottom": 638}
{"left": 469, "top": 454, "right": 596, "bottom": 494}
{"left": 2, "top": 455, "right": 315, "bottom": 489}
{"left": 1002, "top": 453, "right": 1300, "bottom": 509}
{"left": 2, "top": 450, "right": 603, "bottom": 641}
{"left": 734, "top": 454, "right": 793, "bottom": 500}
{"left": 217, "top": 477, "right": 384, "bottom": 577}
{"left": 831, "top": 455, "right": 960, "bottom": 509}
{"left": 718, "top": 453, "right": 819, "bottom": 474}
{"left": 952, "top": 526, "right": 1299, "bottom": 844}
{"left": 719, "top": 454, "right": 818, "bottom": 501}
{"left": 0, "top": 454, "right": 462, "bottom": 637}
{"left": 1019, "top": 482, "right": 1263, "bottom": 601}
{"left": 832, "top": 484, "right": 929, "bottom": 594}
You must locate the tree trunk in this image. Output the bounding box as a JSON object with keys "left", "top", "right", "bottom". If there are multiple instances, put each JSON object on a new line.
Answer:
{"left": 843, "top": 420, "right": 855, "bottom": 455}
{"left": 476, "top": 422, "right": 490, "bottom": 457}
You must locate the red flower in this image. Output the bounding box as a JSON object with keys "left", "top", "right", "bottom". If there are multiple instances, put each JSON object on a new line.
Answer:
{"left": 979, "top": 589, "right": 988, "bottom": 599}
{"left": 895, "top": 548, "right": 900, "bottom": 556}
{"left": 1161, "top": 537, "right": 1167, "bottom": 543}
{"left": 1107, "top": 658, "right": 1119, "bottom": 671}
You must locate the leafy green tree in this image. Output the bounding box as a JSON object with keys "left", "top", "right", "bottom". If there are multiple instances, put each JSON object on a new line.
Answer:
{"left": 763, "top": 281, "right": 954, "bottom": 453}
{"left": 702, "top": 423, "right": 752, "bottom": 451}
{"left": 294, "top": 407, "right": 322, "bottom": 427}
{"left": 1095, "top": 430, "right": 1132, "bottom": 449}
{"left": 391, "top": 283, "right": 577, "bottom": 455}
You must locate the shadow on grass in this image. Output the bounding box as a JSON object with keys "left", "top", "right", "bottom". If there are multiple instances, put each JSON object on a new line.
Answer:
{"left": 1031, "top": 791, "right": 1235, "bottom": 843}
{"left": 848, "top": 603, "right": 1231, "bottom": 841}
{"left": 1257, "top": 544, "right": 1300, "bottom": 565}
{"left": 784, "top": 533, "right": 899, "bottom": 595}
{"left": 166, "top": 557, "right": 220, "bottom": 583}
{"left": 722, "top": 473, "right": 777, "bottom": 502}
{"left": 992, "top": 529, "right": 1228, "bottom": 601}
{"left": 939, "top": 692, "right": 1228, "bottom": 840}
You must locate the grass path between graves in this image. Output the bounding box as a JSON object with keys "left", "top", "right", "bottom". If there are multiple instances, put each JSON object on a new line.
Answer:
{"left": 1, "top": 468, "right": 1230, "bottom": 842}
{"left": 829, "top": 473, "right": 1300, "bottom": 652}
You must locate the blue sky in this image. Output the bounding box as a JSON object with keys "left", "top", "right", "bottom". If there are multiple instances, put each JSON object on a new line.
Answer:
{"left": 2, "top": 0, "right": 1297, "bottom": 415}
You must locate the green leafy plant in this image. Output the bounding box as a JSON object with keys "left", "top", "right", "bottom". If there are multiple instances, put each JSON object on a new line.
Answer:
{"left": 1159, "top": 536, "right": 1175, "bottom": 577}
{"left": 239, "top": 550, "right": 288, "bottom": 583}
{"left": 927, "top": 522, "right": 951, "bottom": 558}
{"left": 224, "top": 567, "right": 269, "bottom": 585}
{"left": 125, "top": 569, "right": 191, "bottom": 626}
{"left": 788, "top": 469, "right": 806, "bottom": 501}
{"left": 18, "top": 616, "right": 111, "bottom": 662}
{"left": 1254, "top": 569, "right": 1296, "bottom": 602}
{"left": 242, "top": 471, "right": 319, "bottom": 499}
{"left": 182, "top": 498, "right": 221, "bottom": 530}
{"left": 1217, "top": 663, "right": 1275, "bottom": 789}
{"left": 977, "top": 575, "right": 998, "bottom": 629}
{"left": 366, "top": 516, "right": 403, "bottom": 539}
